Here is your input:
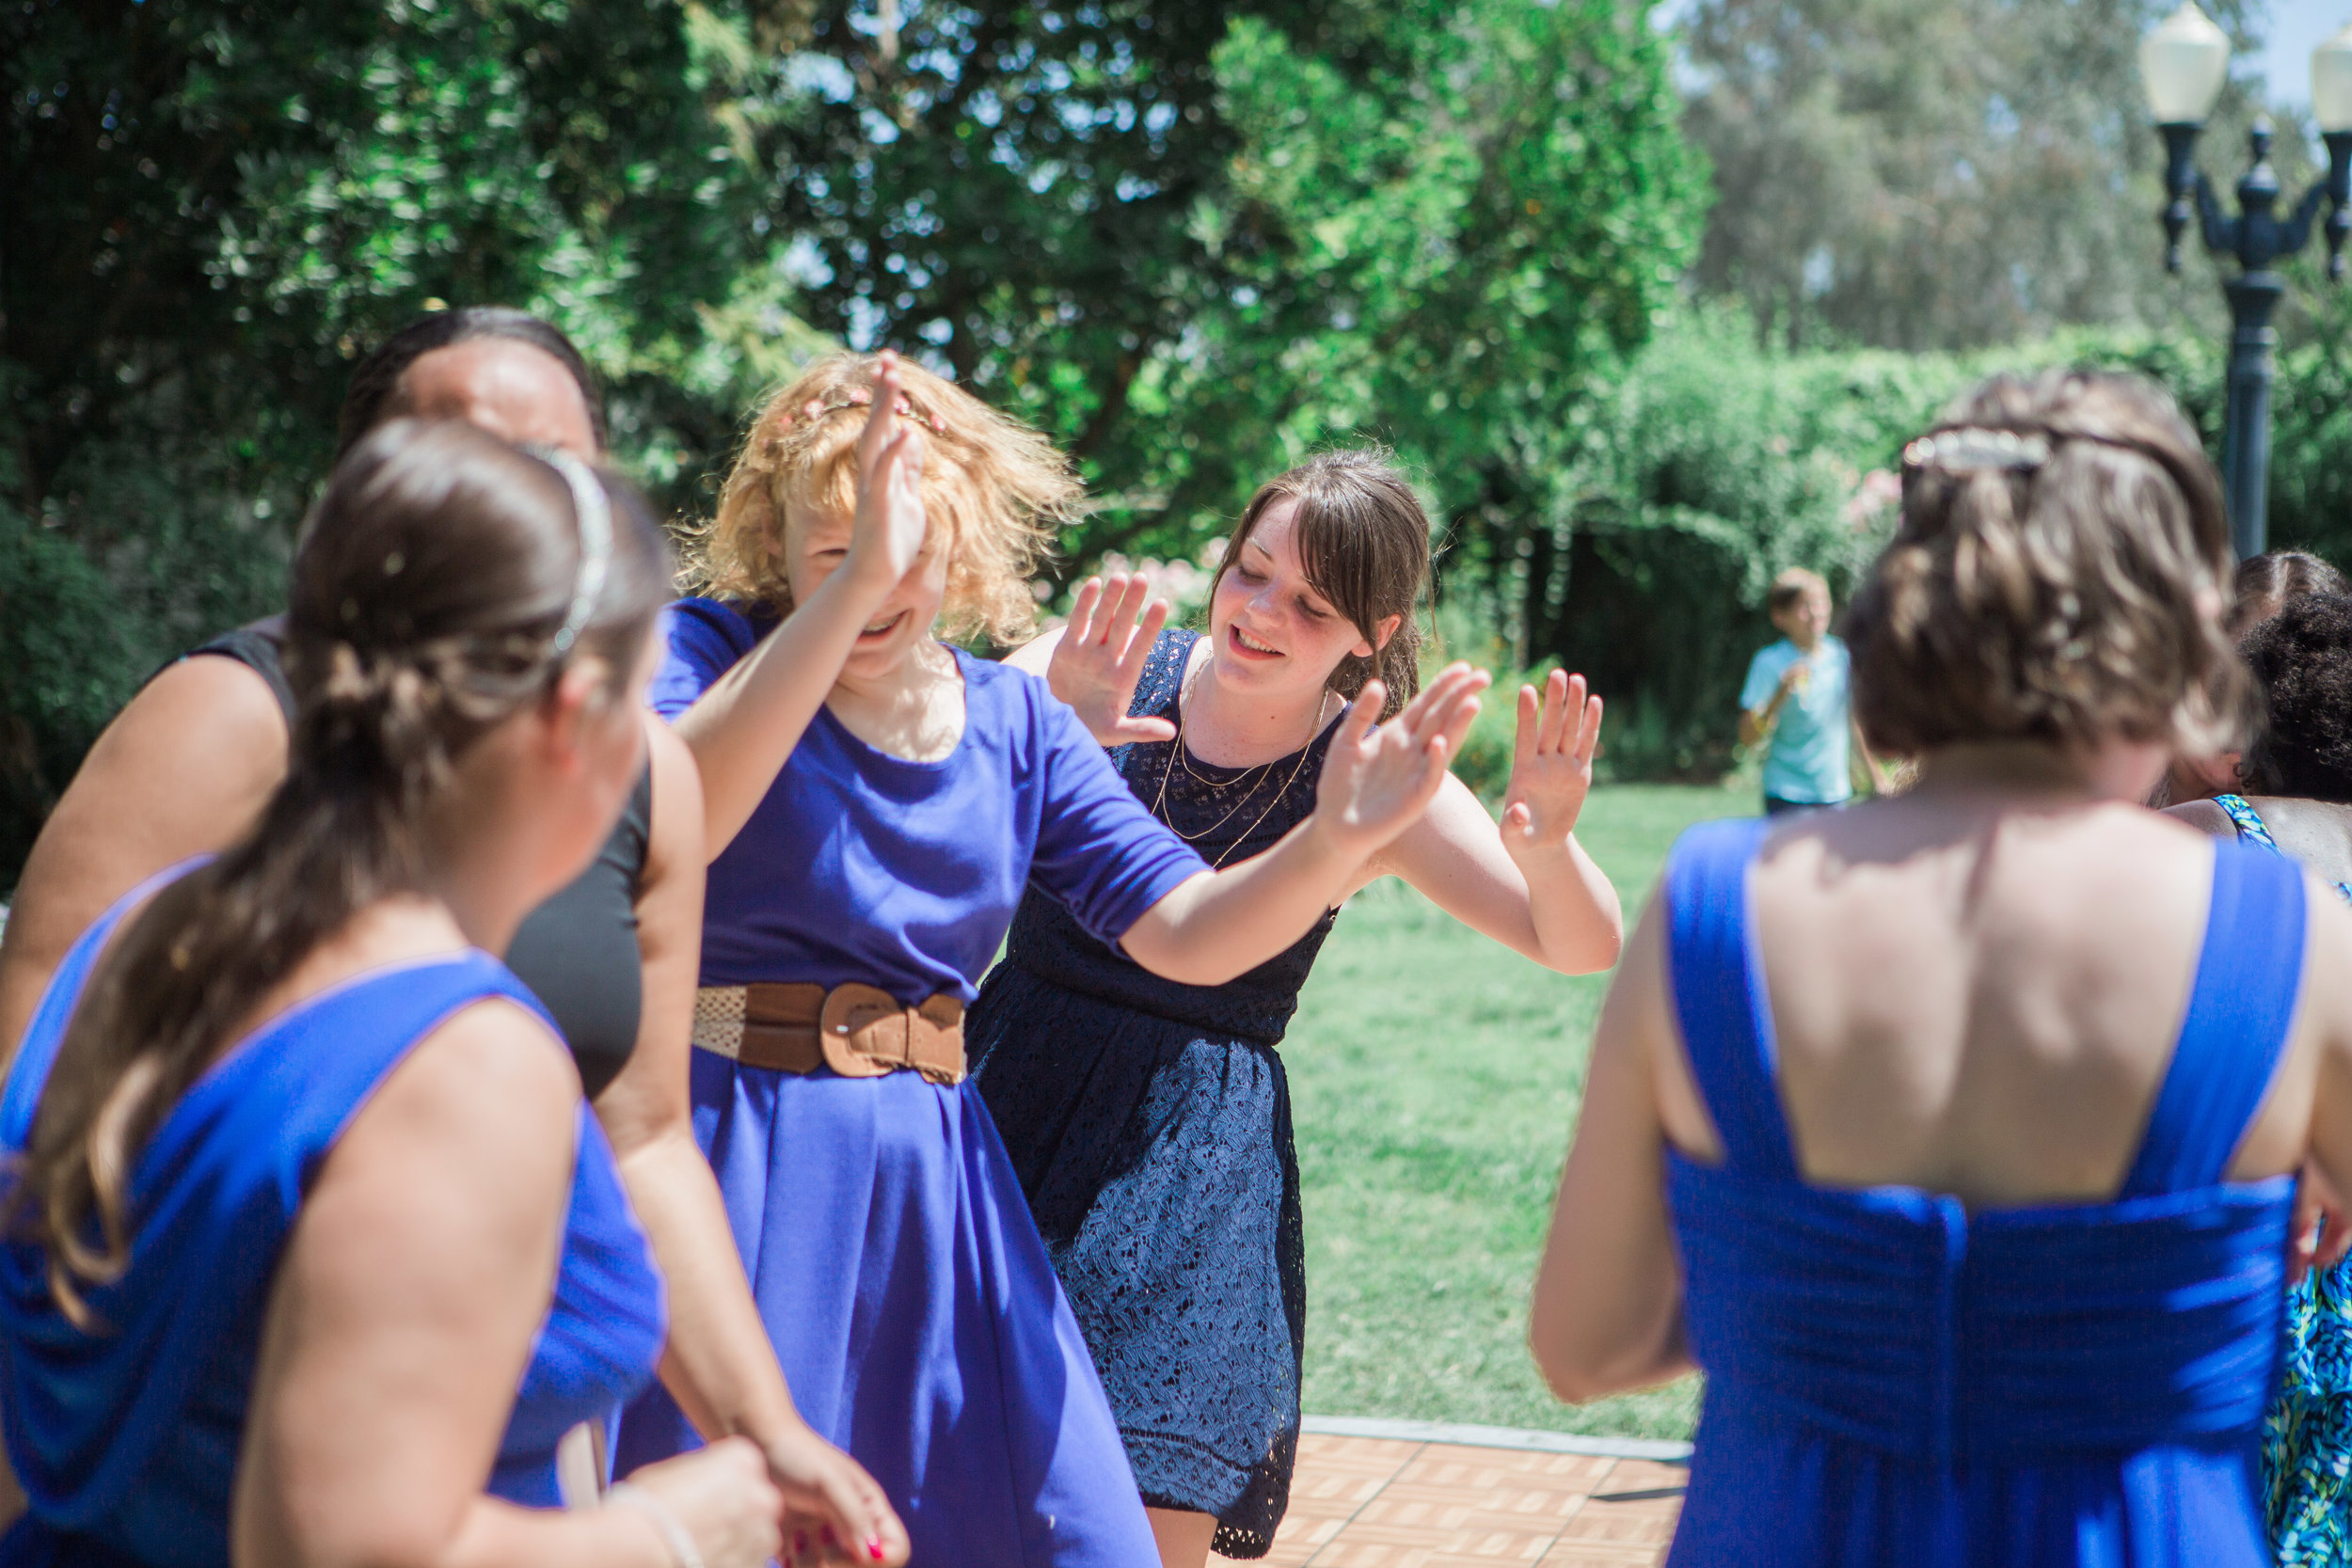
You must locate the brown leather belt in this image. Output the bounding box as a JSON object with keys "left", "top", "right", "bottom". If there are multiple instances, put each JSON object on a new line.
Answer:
{"left": 692, "top": 982, "right": 966, "bottom": 1085}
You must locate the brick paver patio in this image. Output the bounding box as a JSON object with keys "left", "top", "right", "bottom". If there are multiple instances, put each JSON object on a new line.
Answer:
{"left": 1213, "top": 1431, "right": 1686, "bottom": 1567}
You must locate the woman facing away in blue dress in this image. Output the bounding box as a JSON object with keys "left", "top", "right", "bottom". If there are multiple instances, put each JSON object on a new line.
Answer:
{"left": 612, "top": 352, "right": 1489, "bottom": 1567}
{"left": 0, "top": 420, "right": 784, "bottom": 1567}
{"left": 971, "top": 450, "right": 1625, "bottom": 1565}
{"left": 2167, "top": 590, "right": 2352, "bottom": 1562}
{"left": 1531, "top": 367, "right": 2352, "bottom": 1567}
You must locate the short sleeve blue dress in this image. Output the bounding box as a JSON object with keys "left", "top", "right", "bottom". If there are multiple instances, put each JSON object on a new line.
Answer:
{"left": 965, "top": 628, "right": 1342, "bottom": 1559}
{"left": 0, "top": 869, "right": 667, "bottom": 1568}
{"left": 1661, "top": 816, "right": 2305, "bottom": 1566}
{"left": 614, "top": 601, "right": 1207, "bottom": 1568}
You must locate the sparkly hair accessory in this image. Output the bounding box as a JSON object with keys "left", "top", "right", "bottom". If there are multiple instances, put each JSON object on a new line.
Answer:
{"left": 773, "top": 384, "right": 947, "bottom": 436}
{"left": 1902, "top": 427, "right": 2053, "bottom": 474}
{"left": 531, "top": 447, "right": 612, "bottom": 656}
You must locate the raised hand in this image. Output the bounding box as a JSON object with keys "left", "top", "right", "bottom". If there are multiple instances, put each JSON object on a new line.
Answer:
{"left": 1502, "top": 669, "right": 1602, "bottom": 860}
{"left": 1048, "top": 573, "right": 1178, "bottom": 746}
{"left": 846, "top": 351, "right": 929, "bottom": 590}
{"left": 1310, "top": 663, "right": 1491, "bottom": 864}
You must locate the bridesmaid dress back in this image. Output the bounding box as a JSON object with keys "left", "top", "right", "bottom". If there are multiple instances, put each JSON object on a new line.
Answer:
{"left": 0, "top": 871, "right": 667, "bottom": 1568}
{"left": 1663, "top": 816, "right": 2304, "bottom": 1568}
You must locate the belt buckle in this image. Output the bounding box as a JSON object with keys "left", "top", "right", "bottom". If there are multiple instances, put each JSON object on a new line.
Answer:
{"left": 818, "top": 983, "right": 904, "bottom": 1079}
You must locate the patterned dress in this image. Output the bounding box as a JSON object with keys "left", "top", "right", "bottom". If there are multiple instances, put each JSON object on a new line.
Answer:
{"left": 965, "top": 629, "right": 1341, "bottom": 1560}
{"left": 2212, "top": 793, "right": 2352, "bottom": 1564}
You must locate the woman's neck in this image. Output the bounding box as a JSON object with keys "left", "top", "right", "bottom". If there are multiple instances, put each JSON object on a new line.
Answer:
{"left": 827, "top": 637, "right": 967, "bottom": 762}
{"left": 1182, "top": 641, "right": 1335, "bottom": 769}
{"left": 1908, "top": 738, "right": 2166, "bottom": 806}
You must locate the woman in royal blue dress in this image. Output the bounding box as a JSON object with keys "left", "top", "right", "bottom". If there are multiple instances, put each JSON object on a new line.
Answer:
{"left": 1531, "top": 368, "right": 2352, "bottom": 1566}
{"left": 972, "top": 450, "right": 1624, "bottom": 1565}
{"left": 613, "top": 352, "right": 1489, "bottom": 1566}
{"left": 0, "top": 420, "right": 781, "bottom": 1566}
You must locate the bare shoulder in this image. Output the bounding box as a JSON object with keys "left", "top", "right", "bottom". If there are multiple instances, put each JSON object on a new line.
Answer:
{"left": 104, "top": 656, "right": 289, "bottom": 769}
{"left": 1003, "top": 626, "right": 1066, "bottom": 676}
{"left": 345, "top": 997, "right": 578, "bottom": 1186}
{"left": 2162, "top": 797, "right": 2236, "bottom": 839}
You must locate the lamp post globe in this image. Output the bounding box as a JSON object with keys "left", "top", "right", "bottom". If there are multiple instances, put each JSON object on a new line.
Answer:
{"left": 2138, "top": 6, "right": 2351, "bottom": 560}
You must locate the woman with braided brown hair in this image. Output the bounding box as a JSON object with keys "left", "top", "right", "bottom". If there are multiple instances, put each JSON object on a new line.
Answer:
{"left": 0, "top": 309, "right": 906, "bottom": 1564}
{"left": 1531, "top": 369, "right": 2352, "bottom": 1566}
{"left": 0, "top": 420, "right": 785, "bottom": 1566}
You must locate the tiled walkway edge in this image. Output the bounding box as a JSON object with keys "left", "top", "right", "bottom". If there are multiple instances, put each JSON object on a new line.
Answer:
{"left": 1214, "top": 1423, "right": 1688, "bottom": 1566}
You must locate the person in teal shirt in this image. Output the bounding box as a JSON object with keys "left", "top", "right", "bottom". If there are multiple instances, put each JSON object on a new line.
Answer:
{"left": 1739, "top": 567, "right": 1885, "bottom": 814}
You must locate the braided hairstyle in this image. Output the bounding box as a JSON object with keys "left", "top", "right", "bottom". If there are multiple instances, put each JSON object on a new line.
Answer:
{"left": 14, "top": 420, "right": 667, "bottom": 1324}
{"left": 1846, "top": 369, "right": 2244, "bottom": 760}
{"left": 336, "top": 308, "right": 607, "bottom": 458}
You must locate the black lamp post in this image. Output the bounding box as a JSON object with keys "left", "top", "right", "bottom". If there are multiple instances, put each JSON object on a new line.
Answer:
{"left": 2140, "top": 6, "right": 2352, "bottom": 560}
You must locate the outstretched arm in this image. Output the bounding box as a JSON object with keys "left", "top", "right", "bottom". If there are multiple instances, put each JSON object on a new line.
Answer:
{"left": 595, "top": 720, "right": 907, "bottom": 1566}
{"left": 675, "top": 354, "right": 930, "bottom": 858}
{"left": 1362, "top": 672, "right": 1622, "bottom": 974}
{"left": 1118, "top": 666, "right": 1488, "bottom": 986}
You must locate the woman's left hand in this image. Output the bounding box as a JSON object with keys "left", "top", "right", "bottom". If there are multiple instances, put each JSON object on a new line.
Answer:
{"left": 1502, "top": 670, "right": 1602, "bottom": 859}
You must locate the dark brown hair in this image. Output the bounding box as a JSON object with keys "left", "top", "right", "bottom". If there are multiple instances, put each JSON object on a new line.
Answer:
{"left": 1211, "top": 450, "right": 1431, "bottom": 720}
{"left": 1847, "top": 369, "right": 2242, "bottom": 757}
{"left": 2239, "top": 592, "right": 2352, "bottom": 802}
{"left": 2231, "top": 549, "right": 2346, "bottom": 638}
{"left": 15, "top": 420, "right": 667, "bottom": 1323}
{"left": 336, "top": 308, "right": 608, "bottom": 458}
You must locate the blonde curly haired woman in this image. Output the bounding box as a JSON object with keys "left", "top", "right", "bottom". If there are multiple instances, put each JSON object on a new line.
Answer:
{"left": 612, "top": 351, "right": 1491, "bottom": 1566}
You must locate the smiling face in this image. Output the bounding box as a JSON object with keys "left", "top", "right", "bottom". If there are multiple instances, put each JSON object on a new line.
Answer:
{"left": 1206, "top": 499, "right": 1397, "bottom": 709}
{"left": 782, "top": 494, "right": 947, "bottom": 682}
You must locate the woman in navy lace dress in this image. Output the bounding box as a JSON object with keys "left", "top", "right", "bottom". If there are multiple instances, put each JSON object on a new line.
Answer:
{"left": 970, "top": 451, "right": 1625, "bottom": 1565}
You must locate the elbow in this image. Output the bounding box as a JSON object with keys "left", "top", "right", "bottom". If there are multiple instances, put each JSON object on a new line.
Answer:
{"left": 1527, "top": 1292, "right": 1684, "bottom": 1406}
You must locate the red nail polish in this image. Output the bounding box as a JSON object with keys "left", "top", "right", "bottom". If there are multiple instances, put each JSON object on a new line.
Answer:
{"left": 868, "top": 1541, "right": 886, "bottom": 1562}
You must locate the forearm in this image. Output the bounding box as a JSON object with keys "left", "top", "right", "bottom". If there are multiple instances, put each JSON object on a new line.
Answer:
{"left": 1119, "top": 821, "right": 1362, "bottom": 986}
{"left": 616, "top": 1133, "right": 804, "bottom": 1452}
{"left": 1510, "top": 839, "right": 1624, "bottom": 974}
{"left": 676, "top": 572, "right": 892, "bottom": 856}
{"left": 432, "top": 1501, "right": 674, "bottom": 1568}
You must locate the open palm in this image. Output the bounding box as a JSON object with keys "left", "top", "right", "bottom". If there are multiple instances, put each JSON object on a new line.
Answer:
{"left": 849, "top": 352, "right": 928, "bottom": 586}
{"left": 1311, "top": 663, "right": 1490, "bottom": 863}
{"left": 1502, "top": 669, "right": 1602, "bottom": 857}
{"left": 1047, "top": 573, "right": 1177, "bottom": 746}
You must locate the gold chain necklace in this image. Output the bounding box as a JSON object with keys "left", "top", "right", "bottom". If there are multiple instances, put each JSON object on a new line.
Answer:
{"left": 1151, "top": 654, "right": 1331, "bottom": 870}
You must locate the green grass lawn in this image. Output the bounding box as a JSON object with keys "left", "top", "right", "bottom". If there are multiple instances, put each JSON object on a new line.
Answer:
{"left": 1288, "top": 781, "right": 1756, "bottom": 1440}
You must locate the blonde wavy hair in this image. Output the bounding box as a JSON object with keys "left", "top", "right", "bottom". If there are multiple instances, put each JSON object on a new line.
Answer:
{"left": 685, "top": 353, "right": 1080, "bottom": 643}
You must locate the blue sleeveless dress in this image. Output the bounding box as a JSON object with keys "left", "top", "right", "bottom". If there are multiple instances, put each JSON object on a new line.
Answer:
{"left": 2205, "top": 793, "right": 2352, "bottom": 1563}
{"left": 1662, "top": 816, "right": 2303, "bottom": 1567}
{"left": 0, "top": 871, "right": 668, "bottom": 1568}
{"left": 967, "top": 628, "right": 1341, "bottom": 1560}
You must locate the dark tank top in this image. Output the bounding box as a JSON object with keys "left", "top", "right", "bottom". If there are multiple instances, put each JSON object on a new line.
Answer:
{"left": 1001, "top": 628, "right": 1339, "bottom": 1045}
{"left": 177, "top": 624, "right": 650, "bottom": 1098}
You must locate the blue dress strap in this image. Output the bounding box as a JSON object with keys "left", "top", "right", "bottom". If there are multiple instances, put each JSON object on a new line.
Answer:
{"left": 1663, "top": 816, "right": 1796, "bottom": 1179}
{"left": 2121, "top": 839, "right": 2307, "bottom": 1197}
{"left": 0, "top": 942, "right": 557, "bottom": 1538}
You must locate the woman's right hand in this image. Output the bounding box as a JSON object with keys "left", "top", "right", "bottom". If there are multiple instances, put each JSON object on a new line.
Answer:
{"left": 1047, "top": 573, "right": 1179, "bottom": 747}
{"left": 620, "top": 1437, "right": 785, "bottom": 1568}
{"left": 1308, "top": 662, "right": 1489, "bottom": 865}
{"left": 843, "top": 351, "right": 930, "bottom": 594}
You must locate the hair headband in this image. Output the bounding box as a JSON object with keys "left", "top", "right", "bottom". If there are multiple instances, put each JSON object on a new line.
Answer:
{"left": 531, "top": 447, "right": 612, "bottom": 656}
{"left": 773, "top": 384, "right": 948, "bottom": 436}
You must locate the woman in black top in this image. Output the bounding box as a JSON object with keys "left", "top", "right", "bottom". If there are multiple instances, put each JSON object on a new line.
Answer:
{"left": 0, "top": 308, "right": 907, "bottom": 1564}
